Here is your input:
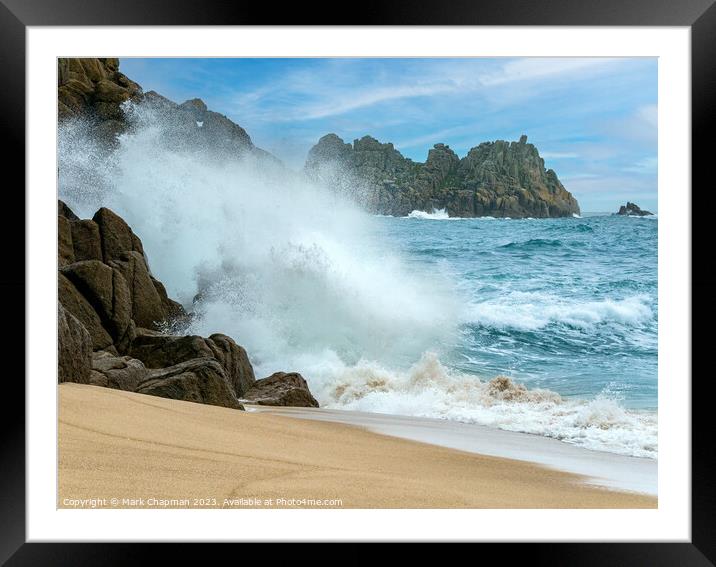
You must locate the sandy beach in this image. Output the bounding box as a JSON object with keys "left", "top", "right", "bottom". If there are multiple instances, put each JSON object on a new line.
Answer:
{"left": 248, "top": 405, "right": 658, "bottom": 495}
{"left": 58, "top": 384, "right": 655, "bottom": 509}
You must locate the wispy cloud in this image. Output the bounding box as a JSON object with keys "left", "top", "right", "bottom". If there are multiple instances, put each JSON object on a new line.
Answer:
{"left": 541, "top": 151, "right": 580, "bottom": 159}
{"left": 225, "top": 57, "right": 633, "bottom": 124}
{"left": 478, "top": 58, "right": 620, "bottom": 87}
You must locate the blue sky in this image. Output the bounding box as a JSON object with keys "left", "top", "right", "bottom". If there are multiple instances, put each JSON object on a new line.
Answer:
{"left": 120, "top": 58, "right": 658, "bottom": 213}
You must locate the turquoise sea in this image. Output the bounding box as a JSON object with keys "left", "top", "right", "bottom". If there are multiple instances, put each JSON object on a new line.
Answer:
{"left": 377, "top": 212, "right": 658, "bottom": 411}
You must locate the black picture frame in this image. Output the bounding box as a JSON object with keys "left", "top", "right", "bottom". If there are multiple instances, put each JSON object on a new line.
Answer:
{"left": 2, "top": 0, "right": 712, "bottom": 563}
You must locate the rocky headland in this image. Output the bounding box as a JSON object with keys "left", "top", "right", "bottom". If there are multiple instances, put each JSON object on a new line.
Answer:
{"left": 615, "top": 202, "right": 654, "bottom": 216}
{"left": 304, "top": 133, "right": 580, "bottom": 218}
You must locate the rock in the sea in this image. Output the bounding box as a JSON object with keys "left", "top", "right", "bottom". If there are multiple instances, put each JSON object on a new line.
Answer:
{"left": 305, "top": 133, "right": 580, "bottom": 218}
{"left": 58, "top": 303, "right": 92, "bottom": 384}
{"left": 616, "top": 202, "right": 653, "bottom": 216}
{"left": 135, "top": 358, "right": 244, "bottom": 410}
{"left": 130, "top": 331, "right": 255, "bottom": 398}
{"left": 243, "top": 372, "right": 319, "bottom": 408}
{"left": 90, "top": 350, "right": 147, "bottom": 391}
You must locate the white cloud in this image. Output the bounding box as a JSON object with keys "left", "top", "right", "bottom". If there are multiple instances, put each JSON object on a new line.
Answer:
{"left": 637, "top": 104, "right": 658, "bottom": 128}
{"left": 601, "top": 104, "right": 658, "bottom": 145}
{"left": 479, "top": 58, "right": 619, "bottom": 87}
{"left": 541, "top": 151, "right": 580, "bottom": 159}
{"left": 227, "top": 57, "right": 633, "bottom": 123}
{"left": 623, "top": 155, "right": 658, "bottom": 173}
{"left": 296, "top": 82, "right": 459, "bottom": 120}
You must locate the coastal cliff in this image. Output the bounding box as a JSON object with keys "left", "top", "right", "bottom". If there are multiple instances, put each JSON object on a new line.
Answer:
{"left": 305, "top": 133, "right": 580, "bottom": 218}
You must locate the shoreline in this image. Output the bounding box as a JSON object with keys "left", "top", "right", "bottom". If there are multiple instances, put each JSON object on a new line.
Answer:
{"left": 246, "top": 405, "right": 657, "bottom": 496}
{"left": 59, "top": 384, "right": 656, "bottom": 508}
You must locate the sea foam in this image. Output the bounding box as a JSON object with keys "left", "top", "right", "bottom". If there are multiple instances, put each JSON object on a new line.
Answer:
{"left": 308, "top": 351, "right": 657, "bottom": 459}
{"left": 407, "top": 208, "right": 452, "bottom": 220}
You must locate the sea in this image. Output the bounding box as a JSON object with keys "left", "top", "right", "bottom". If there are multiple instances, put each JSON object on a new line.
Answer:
{"left": 59, "top": 105, "right": 658, "bottom": 460}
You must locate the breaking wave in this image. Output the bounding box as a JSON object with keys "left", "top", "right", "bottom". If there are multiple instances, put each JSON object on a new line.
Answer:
{"left": 311, "top": 351, "right": 657, "bottom": 458}
{"left": 463, "top": 293, "right": 653, "bottom": 332}
{"left": 407, "top": 208, "right": 452, "bottom": 220}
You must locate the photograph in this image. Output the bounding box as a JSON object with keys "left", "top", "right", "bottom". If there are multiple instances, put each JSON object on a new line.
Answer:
{"left": 56, "top": 55, "right": 659, "bottom": 510}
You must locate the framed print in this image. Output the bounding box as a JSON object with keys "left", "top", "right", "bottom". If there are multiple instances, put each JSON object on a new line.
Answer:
{"left": 3, "top": 0, "right": 713, "bottom": 563}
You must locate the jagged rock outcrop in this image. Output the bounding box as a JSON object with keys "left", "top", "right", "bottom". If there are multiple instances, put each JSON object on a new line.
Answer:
{"left": 60, "top": 259, "right": 136, "bottom": 353}
{"left": 58, "top": 303, "right": 92, "bottom": 384}
{"left": 305, "top": 133, "right": 580, "bottom": 218}
{"left": 58, "top": 58, "right": 142, "bottom": 141}
{"left": 243, "top": 372, "right": 319, "bottom": 408}
{"left": 58, "top": 201, "right": 187, "bottom": 341}
{"left": 58, "top": 271, "right": 115, "bottom": 351}
{"left": 57, "top": 200, "right": 318, "bottom": 409}
{"left": 616, "top": 202, "right": 653, "bottom": 216}
{"left": 58, "top": 58, "right": 276, "bottom": 164}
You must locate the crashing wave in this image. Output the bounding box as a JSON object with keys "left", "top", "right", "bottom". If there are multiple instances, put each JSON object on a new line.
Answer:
{"left": 407, "top": 208, "right": 451, "bottom": 220}
{"left": 312, "top": 352, "right": 657, "bottom": 459}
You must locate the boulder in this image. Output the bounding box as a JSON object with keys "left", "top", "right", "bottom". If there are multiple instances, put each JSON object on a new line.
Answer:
{"left": 150, "top": 276, "right": 187, "bottom": 323}
{"left": 58, "top": 199, "right": 79, "bottom": 221}
{"left": 109, "top": 251, "right": 166, "bottom": 329}
{"left": 89, "top": 350, "right": 147, "bottom": 391}
{"left": 59, "top": 260, "right": 135, "bottom": 352}
{"left": 205, "top": 333, "right": 256, "bottom": 397}
{"left": 130, "top": 331, "right": 255, "bottom": 398}
{"left": 58, "top": 303, "right": 92, "bottom": 384}
{"left": 70, "top": 219, "right": 103, "bottom": 261}
{"left": 135, "top": 358, "right": 243, "bottom": 410}
{"left": 92, "top": 207, "right": 145, "bottom": 263}
{"left": 58, "top": 215, "right": 75, "bottom": 266}
{"left": 59, "top": 272, "right": 114, "bottom": 351}
{"left": 94, "top": 79, "right": 131, "bottom": 104}
{"left": 242, "top": 372, "right": 319, "bottom": 408}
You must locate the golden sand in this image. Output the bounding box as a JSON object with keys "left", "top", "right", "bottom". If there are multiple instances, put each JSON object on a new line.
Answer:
{"left": 58, "top": 383, "right": 656, "bottom": 509}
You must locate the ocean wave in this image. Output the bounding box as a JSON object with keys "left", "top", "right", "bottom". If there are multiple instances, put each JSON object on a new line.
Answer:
{"left": 627, "top": 214, "right": 658, "bottom": 220}
{"left": 407, "top": 208, "right": 452, "bottom": 220}
{"left": 463, "top": 293, "right": 653, "bottom": 331}
{"left": 500, "top": 238, "right": 563, "bottom": 250}
{"left": 310, "top": 352, "right": 657, "bottom": 459}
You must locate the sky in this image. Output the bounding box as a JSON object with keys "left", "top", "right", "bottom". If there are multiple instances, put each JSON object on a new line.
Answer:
{"left": 120, "top": 57, "right": 658, "bottom": 213}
